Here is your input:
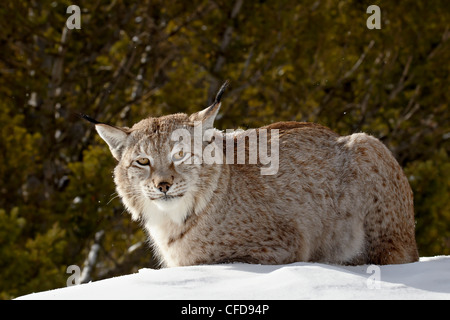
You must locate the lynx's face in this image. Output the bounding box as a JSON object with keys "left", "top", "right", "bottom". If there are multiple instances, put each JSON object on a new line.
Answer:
{"left": 93, "top": 98, "right": 223, "bottom": 225}
{"left": 118, "top": 116, "right": 207, "bottom": 223}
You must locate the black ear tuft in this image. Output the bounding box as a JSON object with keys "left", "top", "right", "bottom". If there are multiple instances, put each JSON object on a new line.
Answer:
{"left": 77, "top": 113, "right": 102, "bottom": 125}
{"left": 214, "top": 80, "right": 230, "bottom": 105}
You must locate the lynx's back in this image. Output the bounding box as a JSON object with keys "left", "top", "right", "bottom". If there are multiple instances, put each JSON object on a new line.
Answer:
{"left": 92, "top": 90, "right": 418, "bottom": 267}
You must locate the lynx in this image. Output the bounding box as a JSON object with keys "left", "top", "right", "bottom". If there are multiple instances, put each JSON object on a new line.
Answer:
{"left": 85, "top": 83, "right": 419, "bottom": 267}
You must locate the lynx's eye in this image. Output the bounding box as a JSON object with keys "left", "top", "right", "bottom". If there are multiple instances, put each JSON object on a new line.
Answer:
{"left": 172, "top": 150, "right": 185, "bottom": 161}
{"left": 136, "top": 158, "right": 150, "bottom": 166}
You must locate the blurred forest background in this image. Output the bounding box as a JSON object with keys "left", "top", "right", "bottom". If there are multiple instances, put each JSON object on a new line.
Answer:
{"left": 0, "top": 0, "right": 449, "bottom": 299}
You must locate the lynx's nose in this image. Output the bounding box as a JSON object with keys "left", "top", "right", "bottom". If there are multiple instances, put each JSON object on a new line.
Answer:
{"left": 152, "top": 173, "right": 174, "bottom": 194}
{"left": 156, "top": 181, "right": 172, "bottom": 193}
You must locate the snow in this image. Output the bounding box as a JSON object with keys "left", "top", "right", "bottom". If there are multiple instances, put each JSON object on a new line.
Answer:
{"left": 16, "top": 256, "right": 450, "bottom": 300}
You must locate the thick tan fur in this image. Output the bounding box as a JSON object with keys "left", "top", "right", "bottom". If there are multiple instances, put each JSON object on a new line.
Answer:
{"left": 95, "top": 104, "right": 419, "bottom": 267}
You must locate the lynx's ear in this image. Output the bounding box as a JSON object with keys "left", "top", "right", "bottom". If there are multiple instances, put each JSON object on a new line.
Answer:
{"left": 95, "top": 124, "right": 129, "bottom": 160}
{"left": 78, "top": 113, "right": 129, "bottom": 160}
{"left": 189, "top": 80, "right": 229, "bottom": 129}
{"left": 189, "top": 102, "right": 221, "bottom": 130}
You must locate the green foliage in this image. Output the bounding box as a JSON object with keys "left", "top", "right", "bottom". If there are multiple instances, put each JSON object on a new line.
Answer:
{"left": 0, "top": 207, "right": 66, "bottom": 299}
{"left": 0, "top": 102, "right": 41, "bottom": 209}
{"left": 0, "top": 0, "right": 449, "bottom": 298}
{"left": 406, "top": 149, "right": 450, "bottom": 256}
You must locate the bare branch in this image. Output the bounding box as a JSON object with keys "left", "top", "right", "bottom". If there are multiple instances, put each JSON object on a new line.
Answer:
{"left": 80, "top": 230, "right": 105, "bottom": 284}
{"left": 207, "top": 0, "right": 244, "bottom": 104}
{"left": 342, "top": 40, "right": 375, "bottom": 80}
{"left": 389, "top": 54, "right": 413, "bottom": 101}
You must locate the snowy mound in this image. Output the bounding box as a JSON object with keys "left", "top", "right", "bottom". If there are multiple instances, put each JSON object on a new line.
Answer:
{"left": 17, "top": 256, "right": 450, "bottom": 300}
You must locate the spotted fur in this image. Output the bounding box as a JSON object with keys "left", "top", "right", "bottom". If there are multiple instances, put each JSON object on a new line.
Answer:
{"left": 93, "top": 102, "right": 418, "bottom": 267}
